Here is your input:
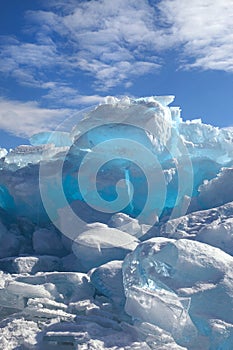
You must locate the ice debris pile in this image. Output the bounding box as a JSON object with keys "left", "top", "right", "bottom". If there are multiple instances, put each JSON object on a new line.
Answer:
{"left": 0, "top": 96, "right": 233, "bottom": 349}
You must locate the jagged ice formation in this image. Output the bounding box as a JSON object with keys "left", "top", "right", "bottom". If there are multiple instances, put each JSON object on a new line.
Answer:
{"left": 0, "top": 96, "right": 233, "bottom": 349}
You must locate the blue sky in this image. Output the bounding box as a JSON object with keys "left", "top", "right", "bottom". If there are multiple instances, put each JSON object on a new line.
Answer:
{"left": 0, "top": 0, "right": 233, "bottom": 149}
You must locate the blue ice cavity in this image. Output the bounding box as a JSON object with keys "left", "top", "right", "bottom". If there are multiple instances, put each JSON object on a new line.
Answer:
{"left": 0, "top": 185, "right": 15, "bottom": 212}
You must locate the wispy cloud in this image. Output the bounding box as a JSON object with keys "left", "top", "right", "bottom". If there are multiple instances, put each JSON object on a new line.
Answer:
{"left": 0, "top": 98, "right": 71, "bottom": 138}
{"left": 34, "top": 0, "right": 233, "bottom": 76}
{"left": 0, "top": 38, "right": 59, "bottom": 89}
{"left": 158, "top": 0, "right": 233, "bottom": 72}
{"left": 0, "top": 0, "right": 162, "bottom": 93}
{"left": 0, "top": 95, "right": 108, "bottom": 138}
{"left": 32, "top": 0, "right": 163, "bottom": 89}
{"left": 43, "top": 82, "right": 106, "bottom": 106}
{"left": 0, "top": 0, "right": 232, "bottom": 100}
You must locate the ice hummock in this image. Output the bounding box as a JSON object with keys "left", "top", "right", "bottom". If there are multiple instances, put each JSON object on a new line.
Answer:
{"left": 0, "top": 96, "right": 232, "bottom": 226}
{"left": 0, "top": 96, "right": 233, "bottom": 349}
{"left": 122, "top": 237, "right": 233, "bottom": 348}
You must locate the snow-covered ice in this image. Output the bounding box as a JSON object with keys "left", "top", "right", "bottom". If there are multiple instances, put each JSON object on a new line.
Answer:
{"left": 157, "top": 201, "right": 233, "bottom": 255}
{"left": 123, "top": 238, "right": 233, "bottom": 348}
{"left": 0, "top": 96, "right": 233, "bottom": 349}
{"left": 89, "top": 260, "right": 125, "bottom": 306}
{"left": 72, "top": 224, "right": 139, "bottom": 270}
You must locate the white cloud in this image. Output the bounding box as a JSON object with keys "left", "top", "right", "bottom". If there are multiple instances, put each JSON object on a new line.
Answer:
{"left": 74, "top": 58, "right": 159, "bottom": 90}
{"left": 42, "top": 82, "right": 106, "bottom": 106}
{"left": 72, "top": 95, "right": 106, "bottom": 105}
{"left": 0, "top": 0, "right": 233, "bottom": 100}
{"left": 0, "top": 98, "right": 71, "bottom": 138}
{"left": 58, "top": 0, "right": 164, "bottom": 87}
{"left": 0, "top": 95, "right": 108, "bottom": 138}
{"left": 0, "top": 38, "right": 66, "bottom": 88}
{"left": 0, "top": 0, "right": 162, "bottom": 92}
{"left": 32, "top": 0, "right": 233, "bottom": 76}
{"left": 158, "top": 0, "right": 233, "bottom": 72}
